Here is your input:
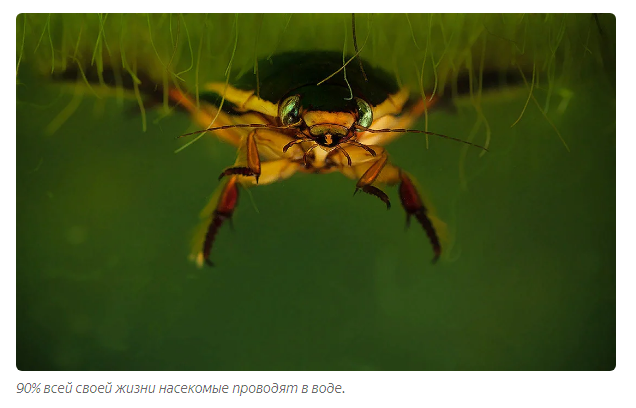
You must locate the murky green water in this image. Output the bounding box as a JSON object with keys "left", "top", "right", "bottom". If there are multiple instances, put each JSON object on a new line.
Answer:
{"left": 17, "top": 32, "right": 615, "bottom": 370}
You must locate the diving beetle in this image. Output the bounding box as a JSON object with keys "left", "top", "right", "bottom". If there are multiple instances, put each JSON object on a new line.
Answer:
{"left": 168, "top": 51, "right": 486, "bottom": 267}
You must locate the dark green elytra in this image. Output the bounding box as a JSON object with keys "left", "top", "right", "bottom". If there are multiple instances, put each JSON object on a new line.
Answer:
{"left": 200, "top": 51, "right": 400, "bottom": 114}
{"left": 236, "top": 51, "right": 400, "bottom": 106}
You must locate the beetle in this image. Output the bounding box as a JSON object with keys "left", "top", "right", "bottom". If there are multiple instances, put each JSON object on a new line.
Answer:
{"left": 167, "top": 51, "right": 486, "bottom": 267}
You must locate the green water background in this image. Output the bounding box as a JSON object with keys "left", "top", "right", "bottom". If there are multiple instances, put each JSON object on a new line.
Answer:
{"left": 16, "top": 19, "right": 615, "bottom": 371}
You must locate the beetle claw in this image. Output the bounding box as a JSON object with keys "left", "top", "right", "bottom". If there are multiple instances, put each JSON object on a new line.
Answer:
{"left": 354, "top": 185, "right": 391, "bottom": 210}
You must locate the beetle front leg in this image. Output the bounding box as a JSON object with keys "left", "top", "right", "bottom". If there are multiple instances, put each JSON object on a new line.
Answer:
{"left": 352, "top": 151, "right": 392, "bottom": 209}
{"left": 219, "top": 130, "right": 262, "bottom": 183}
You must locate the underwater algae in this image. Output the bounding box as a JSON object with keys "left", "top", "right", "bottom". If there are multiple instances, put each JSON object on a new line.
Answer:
{"left": 17, "top": 14, "right": 615, "bottom": 370}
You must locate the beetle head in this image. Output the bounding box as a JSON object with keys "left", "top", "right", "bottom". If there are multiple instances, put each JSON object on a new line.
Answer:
{"left": 278, "top": 85, "right": 373, "bottom": 148}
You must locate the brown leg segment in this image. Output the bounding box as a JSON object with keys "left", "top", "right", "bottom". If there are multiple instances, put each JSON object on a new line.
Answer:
{"left": 168, "top": 88, "right": 243, "bottom": 147}
{"left": 353, "top": 151, "right": 391, "bottom": 209}
{"left": 192, "top": 159, "right": 302, "bottom": 267}
{"left": 341, "top": 150, "right": 442, "bottom": 263}
{"left": 219, "top": 130, "right": 262, "bottom": 183}
{"left": 398, "top": 171, "right": 441, "bottom": 263}
{"left": 196, "top": 176, "right": 240, "bottom": 267}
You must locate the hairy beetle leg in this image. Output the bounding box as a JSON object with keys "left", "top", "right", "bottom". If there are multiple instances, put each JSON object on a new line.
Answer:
{"left": 193, "top": 160, "right": 302, "bottom": 267}
{"left": 398, "top": 171, "right": 441, "bottom": 263}
{"left": 219, "top": 130, "right": 262, "bottom": 183}
{"left": 197, "top": 176, "right": 240, "bottom": 267}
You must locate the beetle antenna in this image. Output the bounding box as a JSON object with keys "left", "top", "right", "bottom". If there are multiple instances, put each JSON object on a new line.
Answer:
{"left": 176, "top": 123, "right": 299, "bottom": 139}
{"left": 354, "top": 125, "right": 488, "bottom": 151}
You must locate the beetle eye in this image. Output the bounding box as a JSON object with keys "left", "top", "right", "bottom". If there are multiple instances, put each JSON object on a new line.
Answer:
{"left": 355, "top": 97, "right": 373, "bottom": 129}
{"left": 279, "top": 95, "right": 301, "bottom": 126}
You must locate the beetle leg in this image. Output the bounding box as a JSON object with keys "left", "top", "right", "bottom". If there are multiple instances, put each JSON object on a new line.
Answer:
{"left": 282, "top": 138, "right": 309, "bottom": 153}
{"left": 219, "top": 130, "right": 262, "bottom": 183}
{"left": 219, "top": 128, "right": 304, "bottom": 183}
{"left": 352, "top": 151, "right": 392, "bottom": 209}
{"left": 333, "top": 145, "right": 392, "bottom": 208}
{"left": 191, "top": 159, "right": 301, "bottom": 267}
{"left": 168, "top": 88, "right": 247, "bottom": 147}
{"left": 340, "top": 147, "right": 442, "bottom": 262}
{"left": 203, "top": 82, "right": 279, "bottom": 117}
{"left": 397, "top": 170, "right": 442, "bottom": 263}
{"left": 193, "top": 175, "right": 240, "bottom": 267}
{"left": 362, "top": 164, "right": 442, "bottom": 263}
